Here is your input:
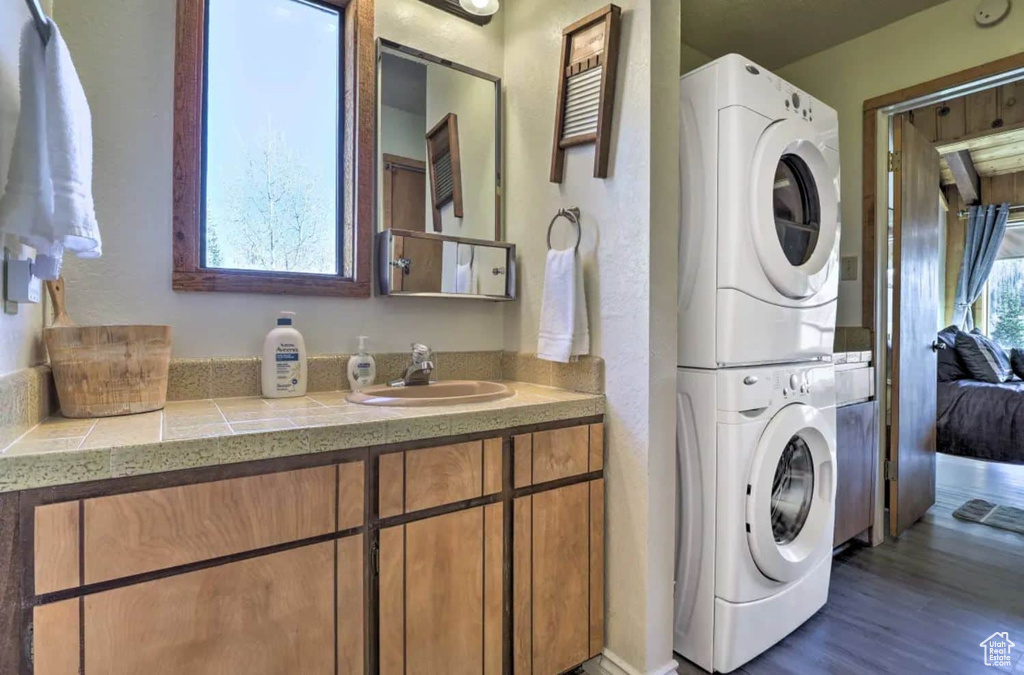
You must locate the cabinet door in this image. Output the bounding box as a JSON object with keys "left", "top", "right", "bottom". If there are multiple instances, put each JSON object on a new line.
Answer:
{"left": 514, "top": 479, "right": 604, "bottom": 675}
{"left": 379, "top": 504, "right": 504, "bottom": 675}
{"left": 834, "top": 401, "right": 877, "bottom": 546}
{"left": 83, "top": 542, "right": 335, "bottom": 675}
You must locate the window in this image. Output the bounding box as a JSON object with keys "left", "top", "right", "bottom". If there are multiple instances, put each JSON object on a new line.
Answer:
{"left": 988, "top": 257, "right": 1024, "bottom": 350}
{"left": 173, "top": 0, "right": 374, "bottom": 296}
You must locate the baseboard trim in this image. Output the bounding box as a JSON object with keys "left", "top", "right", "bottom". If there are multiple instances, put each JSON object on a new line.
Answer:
{"left": 585, "top": 649, "right": 679, "bottom": 675}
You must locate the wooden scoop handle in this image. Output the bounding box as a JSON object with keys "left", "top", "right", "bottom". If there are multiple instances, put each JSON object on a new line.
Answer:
{"left": 46, "top": 277, "right": 76, "bottom": 328}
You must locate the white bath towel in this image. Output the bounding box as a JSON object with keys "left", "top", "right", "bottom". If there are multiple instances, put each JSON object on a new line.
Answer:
{"left": 0, "top": 19, "right": 100, "bottom": 271}
{"left": 537, "top": 248, "right": 589, "bottom": 363}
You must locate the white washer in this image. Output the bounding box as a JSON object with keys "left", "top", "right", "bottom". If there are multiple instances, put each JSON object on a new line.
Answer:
{"left": 674, "top": 363, "right": 837, "bottom": 673}
{"left": 679, "top": 54, "right": 841, "bottom": 368}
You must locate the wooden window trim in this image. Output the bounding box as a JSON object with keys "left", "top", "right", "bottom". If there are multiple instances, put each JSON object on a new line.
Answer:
{"left": 172, "top": 0, "right": 376, "bottom": 297}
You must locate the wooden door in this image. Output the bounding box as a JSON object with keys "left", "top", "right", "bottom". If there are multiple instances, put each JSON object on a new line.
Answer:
{"left": 513, "top": 479, "right": 604, "bottom": 675}
{"left": 889, "top": 113, "right": 942, "bottom": 537}
{"left": 382, "top": 154, "right": 426, "bottom": 231}
{"left": 83, "top": 543, "right": 335, "bottom": 674}
{"left": 379, "top": 504, "right": 504, "bottom": 675}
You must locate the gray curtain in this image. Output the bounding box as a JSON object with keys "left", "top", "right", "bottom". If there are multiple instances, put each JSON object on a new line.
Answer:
{"left": 954, "top": 202, "right": 1010, "bottom": 329}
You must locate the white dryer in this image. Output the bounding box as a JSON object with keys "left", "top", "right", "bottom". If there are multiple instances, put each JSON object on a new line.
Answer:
{"left": 679, "top": 54, "right": 841, "bottom": 368}
{"left": 674, "top": 363, "right": 836, "bottom": 673}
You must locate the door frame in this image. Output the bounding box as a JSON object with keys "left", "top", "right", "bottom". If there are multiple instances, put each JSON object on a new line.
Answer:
{"left": 862, "top": 52, "right": 1024, "bottom": 543}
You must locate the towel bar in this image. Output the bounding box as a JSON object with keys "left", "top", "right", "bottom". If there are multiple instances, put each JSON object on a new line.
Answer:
{"left": 547, "top": 207, "right": 582, "bottom": 252}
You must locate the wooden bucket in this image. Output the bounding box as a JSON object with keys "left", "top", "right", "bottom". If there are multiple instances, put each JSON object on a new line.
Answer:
{"left": 44, "top": 325, "right": 173, "bottom": 418}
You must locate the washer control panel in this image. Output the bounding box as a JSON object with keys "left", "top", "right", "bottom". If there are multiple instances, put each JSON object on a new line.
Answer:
{"left": 741, "top": 59, "right": 816, "bottom": 122}
{"left": 717, "top": 362, "right": 835, "bottom": 414}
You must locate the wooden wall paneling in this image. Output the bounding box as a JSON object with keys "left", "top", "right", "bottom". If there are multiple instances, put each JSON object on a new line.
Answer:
{"left": 34, "top": 501, "right": 80, "bottom": 594}
{"left": 378, "top": 452, "right": 405, "bottom": 519}
{"left": 588, "top": 423, "right": 604, "bottom": 472}
{"left": 589, "top": 479, "right": 605, "bottom": 658}
{"left": 339, "top": 460, "right": 365, "bottom": 530}
{"left": 404, "top": 508, "right": 484, "bottom": 675}
{"left": 337, "top": 533, "right": 365, "bottom": 675}
{"left": 966, "top": 88, "right": 1000, "bottom": 135}
{"left": 936, "top": 97, "right": 966, "bottom": 143}
{"left": 983, "top": 172, "right": 1018, "bottom": 203}
{"left": 513, "top": 496, "right": 532, "bottom": 674}
{"left": 1000, "top": 80, "right": 1024, "bottom": 127}
{"left": 83, "top": 465, "right": 336, "bottom": 584}
{"left": 910, "top": 105, "right": 938, "bottom": 143}
{"left": 84, "top": 542, "right": 335, "bottom": 675}
{"left": 834, "top": 402, "right": 878, "bottom": 546}
{"left": 483, "top": 502, "right": 504, "bottom": 675}
{"left": 404, "top": 441, "right": 483, "bottom": 513}
{"left": 943, "top": 186, "right": 966, "bottom": 326}
{"left": 378, "top": 525, "right": 404, "bottom": 675}
{"left": 532, "top": 483, "right": 590, "bottom": 675}
{"left": 532, "top": 426, "right": 590, "bottom": 484}
{"left": 514, "top": 433, "right": 533, "bottom": 488}
{"left": 33, "top": 599, "right": 79, "bottom": 675}
{"left": 0, "top": 493, "right": 19, "bottom": 675}
{"left": 483, "top": 437, "right": 503, "bottom": 495}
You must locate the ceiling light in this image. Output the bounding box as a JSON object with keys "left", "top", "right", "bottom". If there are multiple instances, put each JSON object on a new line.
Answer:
{"left": 459, "top": 0, "right": 499, "bottom": 16}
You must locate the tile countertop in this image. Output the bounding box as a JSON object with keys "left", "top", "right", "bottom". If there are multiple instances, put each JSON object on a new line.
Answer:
{"left": 0, "top": 382, "right": 604, "bottom": 494}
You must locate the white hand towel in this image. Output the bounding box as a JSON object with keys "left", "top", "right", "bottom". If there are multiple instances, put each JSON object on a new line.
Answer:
{"left": 537, "top": 248, "right": 589, "bottom": 363}
{"left": 0, "top": 19, "right": 100, "bottom": 267}
{"left": 455, "top": 261, "right": 477, "bottom": 294}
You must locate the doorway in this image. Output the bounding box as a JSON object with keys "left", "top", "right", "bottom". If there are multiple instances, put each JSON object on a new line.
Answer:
{"left": 864, "top": 52, "right": 1024, "bottom": 539}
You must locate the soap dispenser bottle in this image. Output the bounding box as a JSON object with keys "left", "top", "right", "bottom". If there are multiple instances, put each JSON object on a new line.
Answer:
{"left": 348, "top": 336, "right": 376, "bottom": 391}
{"left": 262, "top": 311, "right": 308, "bottom": 398}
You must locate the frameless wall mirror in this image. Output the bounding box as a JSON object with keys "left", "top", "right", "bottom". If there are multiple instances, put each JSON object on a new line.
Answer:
{"left": 376, "top": 39, "right": 508, "bottom": 299}
{"left": 378, "top": 230, "right": 516, "bottom": 300}
{"left": 377, "top": 39, "right": 501, "bottom": 240}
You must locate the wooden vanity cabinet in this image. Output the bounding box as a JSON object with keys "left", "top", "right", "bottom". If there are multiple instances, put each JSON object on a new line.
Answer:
{"left": 513, "top": 480, "right": 604, "bottom": 674}
{"left": 22, "top": 418, "right": 604, "bottom": 675}
{"left": 378, "top": 504, "right": 504, "bottom": 675}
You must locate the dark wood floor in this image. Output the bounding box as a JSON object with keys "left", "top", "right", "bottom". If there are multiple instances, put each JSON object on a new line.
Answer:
{"left": 677, "top": 454, "right": 1024, "bottom": 674}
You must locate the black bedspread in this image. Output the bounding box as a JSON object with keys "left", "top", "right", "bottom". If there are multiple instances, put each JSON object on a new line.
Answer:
{"left": 938, "top": 379, "right": 1024, "bottom": 463}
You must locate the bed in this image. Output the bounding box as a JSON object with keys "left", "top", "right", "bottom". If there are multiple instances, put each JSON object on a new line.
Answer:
{"left": 938, "top": 379, "right": 1024, "bottom": 464}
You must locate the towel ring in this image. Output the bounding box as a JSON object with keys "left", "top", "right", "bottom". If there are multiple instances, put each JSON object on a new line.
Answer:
{"left": 547, "top": 208, "right": 582, "bottom": 252}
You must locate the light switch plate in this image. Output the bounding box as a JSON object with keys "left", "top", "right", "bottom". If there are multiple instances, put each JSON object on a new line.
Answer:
{"left": 2, "top": 247, "right": 18, "bottom": 315}
{"left": 840, "top": 256, "right": 858, "bottom": 282}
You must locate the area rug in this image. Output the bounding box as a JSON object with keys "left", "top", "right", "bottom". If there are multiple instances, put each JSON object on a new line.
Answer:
{"left": 953, "top": 499, "right": 1024, "bottom": 535}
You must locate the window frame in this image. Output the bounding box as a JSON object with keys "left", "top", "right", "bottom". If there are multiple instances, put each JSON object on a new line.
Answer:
{"left": 172, "top": 0, "right": 375, "bottom": 297}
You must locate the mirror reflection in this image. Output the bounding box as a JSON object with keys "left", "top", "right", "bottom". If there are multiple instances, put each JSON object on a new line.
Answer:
{"left": 380, "top": 231, "right": 514, "bottom": 300}
{"left": 378, "top": 42, "right": 500, "bottom": 241}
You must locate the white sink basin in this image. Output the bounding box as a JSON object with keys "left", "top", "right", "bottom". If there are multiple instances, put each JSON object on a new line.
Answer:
{"left": 347, "top": 380, "right": 514, "bottom": 407}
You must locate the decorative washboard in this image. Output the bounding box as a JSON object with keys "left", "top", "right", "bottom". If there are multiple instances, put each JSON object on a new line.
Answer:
{"left": 426, "top": 113, "right": 464, "bottom": 231}
{"left": 550, "top": 4, "right": 621, "bottom": 184}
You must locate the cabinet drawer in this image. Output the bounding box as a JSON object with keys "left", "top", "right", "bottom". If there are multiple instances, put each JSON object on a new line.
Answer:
{"left": 514, "top": 424, "right": 602, "bottom": 488}
{"left": 380, "top": 440, "right": 501, "bottom": 518}
{"left": 83, "top": 465, "right": 338, "bottom": 584}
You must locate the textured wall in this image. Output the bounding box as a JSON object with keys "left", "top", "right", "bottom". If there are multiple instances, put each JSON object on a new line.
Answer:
{"left": 53, "top": 0, "right": 506, "bottom": 358}
{"left": 778, "top": 0, "right": 1024, "bottom": 326}
{"left": 502, "top": 1, "right": 679, "bottom": 671}
{"left": 0, "top": 0, "right": 50, "bottom": 376}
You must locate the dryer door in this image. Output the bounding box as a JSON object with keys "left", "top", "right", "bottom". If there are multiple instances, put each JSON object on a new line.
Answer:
{"left": 745, "top": 403, "right": 835, "bottom": 583}
{"left": 750, "top": 119, "right": 839, "bottom": 300}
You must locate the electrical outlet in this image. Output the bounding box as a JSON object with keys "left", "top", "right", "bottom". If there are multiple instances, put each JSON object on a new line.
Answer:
{"left": 2, "top": 247, "right": 18, "bottom": 316}
{"left": 840, "top": 256, "right": 858, "bottom": 282}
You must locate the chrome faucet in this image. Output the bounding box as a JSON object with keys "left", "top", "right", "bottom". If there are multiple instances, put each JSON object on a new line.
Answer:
{"left": 390, "top": 343, "right": 435, "bottom": 387}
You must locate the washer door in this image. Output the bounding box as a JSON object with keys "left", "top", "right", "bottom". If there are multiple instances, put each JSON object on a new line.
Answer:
{"left": 745, "top": 403, "right": 834, "bottom": 583}
{"left": 750, "top": 119, "right": 839, "bottom": 300}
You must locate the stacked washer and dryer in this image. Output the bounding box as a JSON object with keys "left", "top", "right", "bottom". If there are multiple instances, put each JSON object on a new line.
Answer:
{"left": 674, "top": 55, "right": 842, "bottom": 673}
